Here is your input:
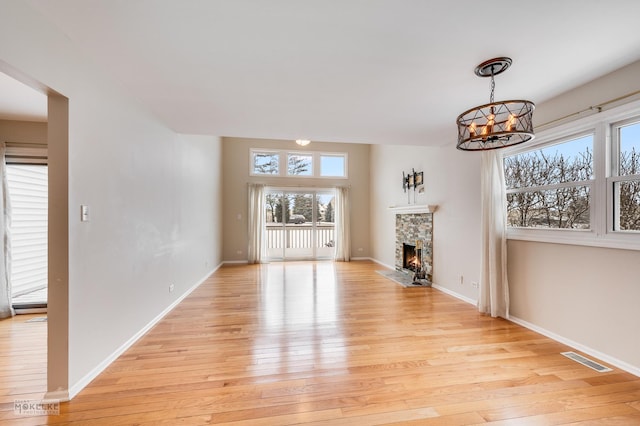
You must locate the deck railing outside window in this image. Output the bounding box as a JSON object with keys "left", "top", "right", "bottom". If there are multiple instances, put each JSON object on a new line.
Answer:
{"left": 266, "top": 223, "right": 335, "bottom": 249}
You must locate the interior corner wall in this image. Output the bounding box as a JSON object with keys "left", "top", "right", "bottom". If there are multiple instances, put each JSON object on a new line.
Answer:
{"left": 508, "top": 59, "right": 640, "bottom": 373}
{"left": 369, "top": 144, "right": 481, "bottom": 302}
{"left": 221, "top": 137, "right": 370, "bottom": 262}
{"left": 47, "top": 93, "right": 69, "bottom": 397}
{"left": 1, "top": 1, "right": 223, "bottom": 397}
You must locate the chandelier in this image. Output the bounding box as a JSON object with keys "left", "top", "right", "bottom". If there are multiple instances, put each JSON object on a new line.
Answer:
{"left": 456, "top": 57, "right": 535, "bottom": 151}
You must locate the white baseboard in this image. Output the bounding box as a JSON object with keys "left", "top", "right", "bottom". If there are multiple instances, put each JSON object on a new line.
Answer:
{"left": 350, "top": 256, "right": 372, "bottom": 261}
{"left": 67, "top": 264, "right": 221, "bottom": 400}
{"left": 509, "top": 315, "right": 640, "bottom": 377}
{"left": 423, "top": 282, "right": 640, "bottom": 377}
{"left": 222, "top": 260, "right": 249, "bottom": 264}
{"left": 431, "top": 283, "right": 477, "bottom": 306}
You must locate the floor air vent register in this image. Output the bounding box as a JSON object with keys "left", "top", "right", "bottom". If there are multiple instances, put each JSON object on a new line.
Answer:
{"left": 561, "top": 351, "right": 612, "bottom": 373}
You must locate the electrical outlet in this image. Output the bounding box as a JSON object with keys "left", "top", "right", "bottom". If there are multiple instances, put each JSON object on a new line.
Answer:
{"left": 471, "top": 281, "right": 479, "bottom": 288}
{"left": 169, "top": 284, "right": 175, "bottom": 293}
{"left": 236, "top": 250, "right": 242, "bottom": 255}
{"left": 357, "top": 247, "right": 363, "bottom": 252}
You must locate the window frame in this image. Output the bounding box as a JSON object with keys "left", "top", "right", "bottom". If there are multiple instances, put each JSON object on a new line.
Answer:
{"left": 503, "top": 99, "right": 640, "bottom": 251}
{"left": 250, "top": 149, "right": 281, "bottom": 176}
{"left": 505, "top": 130, "right": 595, "bottom": 232}
{"left": 319, "top": 153, "right": 348, "bottom": 178}
{"left": 609, "top": 117, "right": 640, "bottom": 233}
{"left": 286, "top": 152, "right": 314, "bottom": 177}
{"left": 250, "top": 148, "right": 348, "bottom": 179}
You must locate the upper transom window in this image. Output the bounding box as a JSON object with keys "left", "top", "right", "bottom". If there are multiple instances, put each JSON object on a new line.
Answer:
{"left": 251, "top": 149, "right": 347, "bottom": 178}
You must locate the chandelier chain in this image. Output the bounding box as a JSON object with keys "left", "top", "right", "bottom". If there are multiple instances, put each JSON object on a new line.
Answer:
{"left": 489, "top": 73, "right": 495, "bottom": 104}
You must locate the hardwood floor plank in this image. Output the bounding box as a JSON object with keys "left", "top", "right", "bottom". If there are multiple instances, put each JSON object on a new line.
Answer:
{"left": 2, "top": 261, "right": 640, "bottom": 425}
{"left": 0, "top": 313, "right": 48, "bottom": 425}
{"left": 385, "top": 411, "right": 487, "bottom": 425}
{"left": 483, "top": 403, "right": 640, "bottom": 425}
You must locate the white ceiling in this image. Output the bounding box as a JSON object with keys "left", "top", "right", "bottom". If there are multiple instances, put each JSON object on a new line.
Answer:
{"left": 10, "top": 0, "right": 640, "bottom": 145}
{"left": 0, "top": 71, "right": 47, "bottom": 122}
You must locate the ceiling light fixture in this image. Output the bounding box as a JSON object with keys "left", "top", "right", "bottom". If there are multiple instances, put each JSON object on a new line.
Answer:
{"left": 456, "top": 57, "right": 535, "bottom": 151}
{"left": 295, "top": 139, "right": 311, "bottom": 146}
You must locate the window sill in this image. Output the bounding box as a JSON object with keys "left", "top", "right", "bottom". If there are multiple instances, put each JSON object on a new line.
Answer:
{"left": 507, "top": 228, "right": 640, "bottom": 251}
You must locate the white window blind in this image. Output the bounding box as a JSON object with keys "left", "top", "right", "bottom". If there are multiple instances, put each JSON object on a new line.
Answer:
{"left": 6, "top": 164, "right": 48, "bottom": 300}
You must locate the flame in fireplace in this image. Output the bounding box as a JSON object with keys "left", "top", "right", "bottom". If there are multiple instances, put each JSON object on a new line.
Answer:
{"left": 402, "top": 243, "right": 421, "bottom": 272}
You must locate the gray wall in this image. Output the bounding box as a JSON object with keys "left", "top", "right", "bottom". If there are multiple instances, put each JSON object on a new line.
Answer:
{"left": 0, "top": 119, "right": 47, "bottom": 144}
{"left": 508, "top": 59, "right": 640, "bottom": 373}
{"left": 221, "top": 137, "right": 370, "bottom": 261}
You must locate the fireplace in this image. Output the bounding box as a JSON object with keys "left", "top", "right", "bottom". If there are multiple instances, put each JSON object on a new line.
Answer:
{"left": 402, "top": 243, "right": 419, "bottom": 272}
{"left": 395, "top": 212, "right": 433, "bottom": 283}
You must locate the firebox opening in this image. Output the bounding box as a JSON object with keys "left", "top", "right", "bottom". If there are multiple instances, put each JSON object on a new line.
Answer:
{"left": 402, "top": 243, "right": 420, "bottom": 272}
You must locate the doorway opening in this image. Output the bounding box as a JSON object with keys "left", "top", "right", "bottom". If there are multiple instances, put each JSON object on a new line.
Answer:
{"left": 265, "top": 189, "right": 335, "bottom": 260}
{"left": 6, "top": 153, "right": 48, "bottom": 311}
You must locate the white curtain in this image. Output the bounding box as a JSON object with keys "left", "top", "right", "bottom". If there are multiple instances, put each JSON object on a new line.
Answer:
{"left": 334, "top": 186, "right": 351, "bottom": 262}
{"left": 478, "top": 150, "right": 510, "bottom": 318}
{"left": 247, "top": 183, "right": 266, "bottom": 264}
{"left": 0, "top": 143, "right": 13, "bottom": 319}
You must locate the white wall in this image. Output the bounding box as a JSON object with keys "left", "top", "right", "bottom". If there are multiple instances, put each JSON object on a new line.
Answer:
{"left": 508, "top": 59, "right": 640, "bottom": 374}
{"left": 69, "top": 130, "right": 222, "bottom": 391}
{"left": 1, "top": 1, "right": 223, "bottom": 398}
{"left": 370, "top": 144, "right": 481, "bottom": 302}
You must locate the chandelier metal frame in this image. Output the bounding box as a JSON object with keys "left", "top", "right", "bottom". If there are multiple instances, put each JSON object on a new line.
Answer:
{"left": 456, "top": 57, "right": 535, "bottom": 151}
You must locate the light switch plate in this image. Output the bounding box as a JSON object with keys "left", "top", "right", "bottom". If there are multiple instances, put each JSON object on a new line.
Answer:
{"left": 80, "top": 205, "right": 89, "bottom": 222}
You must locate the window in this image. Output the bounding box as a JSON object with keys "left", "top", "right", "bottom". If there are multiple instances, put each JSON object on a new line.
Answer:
{"left": 287, "top": 153, "right": 313, "bottom": 176}
{"left": 6, "top": 164, "right": 48, "bottom": 308}
{"left": 252, "top": 151, "right": 280, "bottom": 175}
{"left": 320, "top": 154, "right": 347, "bottom": 177}
{"left": 505, "top": 134, "right": 593, "bottom": 229}
{"left": 250, "top": 149, "right": 347, "bottom": 178}
{"left": 503, "top": 99, "right": 640, "bottom": 250}
{"left": 264, "top": 189, "right": 336, "bottom": 260}
{"left": 611, "top": 119, "right": 640, "bottom": 231}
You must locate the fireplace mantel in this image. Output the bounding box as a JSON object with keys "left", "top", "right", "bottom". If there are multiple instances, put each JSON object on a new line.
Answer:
{"left": 388, "top": 204, "right": 438, "bottom": 214}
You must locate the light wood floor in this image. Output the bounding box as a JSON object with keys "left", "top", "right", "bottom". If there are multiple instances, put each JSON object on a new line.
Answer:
{"left": 1, "top": 260, "right": 640, "bottom": 425}
{"left": 0, "top": 312, "right": 48, "bottom": 422}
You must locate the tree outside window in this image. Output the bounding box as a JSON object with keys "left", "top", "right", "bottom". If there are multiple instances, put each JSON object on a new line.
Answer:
{"left": 505, "top": 135, "right": 593, "bottom": 229}
{"left": 287, "top": 154, "right": 312, "bottom": 176}
{"left": 252, "top": 152, "right": 279, "bottom": 175}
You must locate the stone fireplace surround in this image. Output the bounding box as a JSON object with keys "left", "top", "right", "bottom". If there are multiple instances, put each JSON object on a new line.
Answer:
{"left": 391, "top": 205, "right": 436, "bottom": 283}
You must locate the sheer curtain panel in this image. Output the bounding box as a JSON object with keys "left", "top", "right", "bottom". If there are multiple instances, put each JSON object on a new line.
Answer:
{"left": 0, "top": 143, "right": 13, "bottom": 319}
{"left": 478, "top": 150, "right": 510, "bottom": 318}
{"left": 247, "top": 183, "right": 266, "bottom": 264}
{"left": 334, "top": 186, "right": 351, "bottom": 262}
